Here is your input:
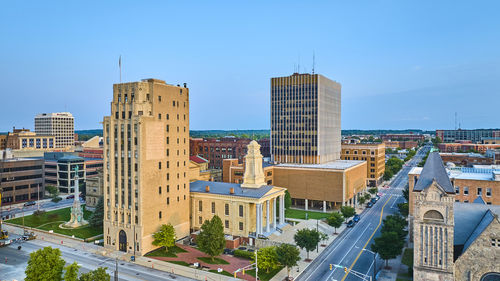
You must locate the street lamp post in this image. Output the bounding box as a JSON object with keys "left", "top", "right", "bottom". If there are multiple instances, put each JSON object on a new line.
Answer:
{"left": 362, "top": 248, "right": 377, "bottom": 280}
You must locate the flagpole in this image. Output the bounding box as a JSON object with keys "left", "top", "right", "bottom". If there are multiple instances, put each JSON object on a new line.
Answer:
{"left": 119, "top": 55, "right": 122, "bottom": 83}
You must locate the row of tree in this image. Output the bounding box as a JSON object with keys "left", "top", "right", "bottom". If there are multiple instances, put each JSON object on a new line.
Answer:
{"left": 383, "top": 157, "right": 404, "bottom": 180}
{"left": 25, "top": 247, "right": 110, "bottom": 281}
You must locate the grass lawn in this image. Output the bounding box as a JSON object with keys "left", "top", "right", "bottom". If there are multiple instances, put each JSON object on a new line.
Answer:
{"left": 6, "top": 206, "right": 102, "bottom": 239}
{"left": 197, "top": 257, "right": 230, "bottom": 264}
{"left": 285, "top": 208, "right": 330, "bottom": 220}
{"left": 145, "top": 245, "right": 188, "bottom": 258}
{"left": 247, "top": 266, "right": 284, "bottom": 281}
{"left": 209, "top": 269, "right": 233, "bottom": 277}
{"left": 166, "top": 261, "right": 190, "bottom": 267}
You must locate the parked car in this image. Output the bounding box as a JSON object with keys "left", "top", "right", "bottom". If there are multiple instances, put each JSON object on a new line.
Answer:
{"left": 367, "top": 202, "right": 373, "bottom": 208}
{"left": 353, "top": 214, "right": 360, "bottom": 222}
{"left": 23, "top": 201, "right": 36, "bottom": 207}
{"left": 370, "top": 198, "right": 377, "bottom": 204}
{"left": 375, "top": 195, "right": 380, "bottom": 201}
{"left": 67, "top": 195, "right": 75, "bottom": 199}
{"left": 346, "top": 220, "right": 355, "bottom": 228}
{"left": 238, "top": 247, "right": 247, "bottom": 251}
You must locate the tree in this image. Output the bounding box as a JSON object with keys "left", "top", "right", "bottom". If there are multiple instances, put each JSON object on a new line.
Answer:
{"left": 78, "top": 267, "right": 110, "bottom": 281}
{"left": 284, "top": 190, "right": 292, "bottom": 209}
{"left": 320, "top": 232, "right": 328, "bottom": 245}
{"left": 340, "top": 206, "right": 356, "bottom": 222}
{"left": 152, "top": 223, "right": 176, "bottom": 253}
{"left": 383, "top": 170, "right": 394, "bottom": 181}
{"left": 368, "top": 188, "right": 378, "bottom": 195}
{"left": 358, "top": 196, "right": 366, "bottom": 205}
{"left": 381, "top": 215, "right": 407, "bottom": 240}
{"left": 398, "top": 203, "right": 409, "bottom": 217}
{"left": 371, "top": 231, "right": 404, "bottom": 267}
{"left": 326, "top": 212, "right": 343, "bottom": 234}
{"left": 294, "top": 228, "right": 321, "bottom": 259}
{"left": 46, "top": 185, "right": 59, "bottom": 197}
{"left": 197, "top": 215, "right": 225, "bottom": 261}
{"left": 25, "top": 246, "right": 65, "bottom": 281}
{"left": 64, "top": 262, "right": 80, "bottom": 281}
{"left": 276, "top": 244, "right": 301, "bottom": 279}
{"left": 254, "top": 246, "right": 279, "bottom": 273}
{"left": 364, "top": 193, "right": 372, "bottom": 201}
{"left": 88, "top": 196, "right": 104, "bottom": 228}
{"left": 402, "top": 184, "right": 409, "bottom": 202}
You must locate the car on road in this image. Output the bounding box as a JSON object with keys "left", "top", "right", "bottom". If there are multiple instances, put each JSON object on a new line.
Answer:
{"left": 346, "top": 220, "right": 355, "bottom": 227}
{"left": 366, "top": 202, "right": 373, "bottom": 208}
{"left": 375, "top": 195, "right": 381, "bottom": 201}
{"left": 353, "top": 214, "right": 360, "bottom": 222}
{"left": 67, "top": 195, "right": 75, "bottom": 199}
{"left": 23, "top": 201, "right": 36, "bottom": 207}
{"left": 370, "top": 198, "right": 377, "bottom": 204}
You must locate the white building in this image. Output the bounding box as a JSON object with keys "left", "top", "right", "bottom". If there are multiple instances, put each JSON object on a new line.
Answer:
{"left": 35, "top": 112, "right": 74, "bottom": 148}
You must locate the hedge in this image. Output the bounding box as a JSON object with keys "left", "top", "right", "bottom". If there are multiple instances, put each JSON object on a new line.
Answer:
{"left": 234, "top": 249, "right": 254, "bottom": 260}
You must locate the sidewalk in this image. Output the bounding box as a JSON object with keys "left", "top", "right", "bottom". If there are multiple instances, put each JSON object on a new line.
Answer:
{"left": 269, "top": 219, "right": 348, "bottom": 281}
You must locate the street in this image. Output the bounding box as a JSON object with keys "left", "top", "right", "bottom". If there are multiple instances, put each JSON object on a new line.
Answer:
{"left": 0, "top": 239, "right": 196, "bottom": 281}
{"left": 1, "top": 197, "right": 76, "bottom": 220}
{"left": 297, "top": 145, "right": 431, "bottom": 281}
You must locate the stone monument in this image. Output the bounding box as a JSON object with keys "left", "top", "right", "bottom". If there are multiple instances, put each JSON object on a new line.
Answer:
{"left": 63, "top": 165, "right": 88, "bottom": 228}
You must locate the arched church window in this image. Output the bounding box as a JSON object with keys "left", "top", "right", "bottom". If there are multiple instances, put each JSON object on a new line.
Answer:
{"left": 423, "top": 210, "right": 444, "bottom": 223}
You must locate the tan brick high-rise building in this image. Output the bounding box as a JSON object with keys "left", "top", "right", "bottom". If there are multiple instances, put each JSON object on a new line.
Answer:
{"left": 341, "top": 143, "right": 385, "bottom": 187}
{"left": 103, "top": 79, "right": 190, "bottom": 255}
{"left": 271, "top": 73, "right": 341, "bottom": 164}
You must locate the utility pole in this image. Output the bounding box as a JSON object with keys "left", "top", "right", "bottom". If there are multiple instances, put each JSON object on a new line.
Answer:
{"left": 114, "top": 257, "right": 118, "bottom": 281}
{"left": 255, "top": 249, "right": 258, "bottom": 281}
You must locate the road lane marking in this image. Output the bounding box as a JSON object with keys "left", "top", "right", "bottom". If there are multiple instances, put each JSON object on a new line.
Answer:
{"left": 340, "top": 195, "right": 393, "bottom": 281}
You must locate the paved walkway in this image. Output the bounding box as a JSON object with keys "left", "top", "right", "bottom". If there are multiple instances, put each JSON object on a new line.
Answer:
{"left": 150, "top": 244, "right": 254, "bottom": 280}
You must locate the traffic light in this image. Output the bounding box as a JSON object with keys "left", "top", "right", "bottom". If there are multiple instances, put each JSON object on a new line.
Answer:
{"left": 234, "top": 272, "right": 237, "bottom": 278}
{"left": 329, "top": 264, "right": 333, "bottom": 270}
{"left": 243, "top": 269, "right": 245, "bottom": 275}
{"left": 344, "top": 267, "right": 348, "bottom": 273}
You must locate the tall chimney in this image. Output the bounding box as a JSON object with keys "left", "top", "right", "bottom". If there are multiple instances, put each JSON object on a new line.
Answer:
{"left": 230, "top": 187, "right": 235, "bottom": 194}
{"left": 205, "top": 185, "right": 210, "bottom": 192}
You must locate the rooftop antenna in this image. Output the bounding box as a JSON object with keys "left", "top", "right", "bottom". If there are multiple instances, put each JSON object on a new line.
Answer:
{"left": 454, "top": 112, "right": 457, "bottom": 130}
{"left": 119, "top": 55, "right": 122, "bottom": 83}
{"left": 312, "top": 51, "right": 315, "bottom": 74}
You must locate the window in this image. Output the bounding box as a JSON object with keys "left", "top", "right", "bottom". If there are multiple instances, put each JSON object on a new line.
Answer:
{"left": 158, "top": 186, "right": 161, "bottom": 194}
{"left": 159, "top": 211, "right": 162, "bottom": 219}
{"left": 239, "top": 222, "right": 243, "bottom": 231}
{"left": 158, "top": 113, "right": 161, "bottom": 120}
{"left": 464, "top": 187, "right": 469, "bottom": 195}
{"left": 166, "top": 125, "right": 169, "bottom": 132}
{"left": 225, "top": 204, "right": 229, "bottom": 215}
{"left": 239, "top": 205, "right": 243, "bottom": 217}
{"left": 167, "top": 197, "right": 169, "bottom": 205}
{"left": 158, "top": 96, "right": 161, "bottom": 102}
{"left": 158, "top": 162, "right": 162, "bottom": 169}
{"left": 225, "top": 220, "right": 229, "bottom": 228}
{"left": 173, "top": 101, "right": 176, "bottom": 107}
{"left": 455, "top": 186, "right": 460, "bottom": 194}
{"left": 212, "top": 202, "right": 215, "bottom": 214}
{"left": 487, "top": 188, "right": 492, "bottom": 197}
{"left": 477, "top": 188, "right": 482, "bottom": 196}
{"left": 199, "top": 216, "right": 202, "bottom": 224}
{"left": 167, "top": 185, "right": 170, "bottom": 192}
{"left": 199, "top": 201, "right": 202, "bottom": 211}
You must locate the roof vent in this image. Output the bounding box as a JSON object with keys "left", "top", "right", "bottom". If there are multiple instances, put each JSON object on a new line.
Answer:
{"left": 205, "top": 185, "right": 210, "bottom": 192}
{"left": 230, "top": 187, "right": 235, "bottom": 194}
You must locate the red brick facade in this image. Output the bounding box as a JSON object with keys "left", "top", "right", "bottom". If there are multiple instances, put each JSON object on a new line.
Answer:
{"left": 190, "top": 138, "right": 251, "bottom": 169}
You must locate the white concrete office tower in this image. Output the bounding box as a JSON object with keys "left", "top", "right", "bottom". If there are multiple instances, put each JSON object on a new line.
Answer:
{"left": 271, "top": 73, "right": 341, "bottom": 164}
{"left": 35, "top": 112, "right": 75, "bottom": 148}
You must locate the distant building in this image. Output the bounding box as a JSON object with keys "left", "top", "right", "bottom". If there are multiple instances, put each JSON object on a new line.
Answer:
{"left": 189, "top": 137, "right": 251, "bottom": 170}
{"left": 437, "top": 143, "right": 500, "bottom": 153}
{"left": 341, "top": 143, "right": 385, "bottom": 187}
{"left": 222, "top": 158, "right": 274, "bottom": 185}
{"left": 3, "top": 127, "right": 56, "bottom": 151}
{"left": 0, "top": 135, "right": 7, "bottom": 150}
{"left": 35, "top": 112, "right": 75, "bottom": 148}
{"left": 85, "top": 169, "right": 103, "bottom": 208}
{"left": 383, "top": 140, "right": 419, "bottom": 150}
{"left": 257, "top": 138, "right": 270, "bottom": 158}
{"left": 271, "top": 73, "right": 341, "bottom": 164}
{"left": 436, "top": 129, "right": 500, "bottom": 143}
{"left": 439, "top": 152, "right": 494, "bottom": 166}
{"left": 0, "top": 158, "right": 45, "bottom": 206}
{"left": 380, "top": 133, "right": 424, "bottom": 142}
{"left": 410, "top": 152, "right": 500, "bottom": 280}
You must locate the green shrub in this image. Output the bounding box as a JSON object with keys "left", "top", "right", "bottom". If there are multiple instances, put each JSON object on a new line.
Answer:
{"left": 33, "top": 210, "right": 46, "bottom": 217}
{"left": 51, "top": 196, "right": 62, "bottom": 203}
{"left": 234, "top": 249, "right": 254, "bottom": 260}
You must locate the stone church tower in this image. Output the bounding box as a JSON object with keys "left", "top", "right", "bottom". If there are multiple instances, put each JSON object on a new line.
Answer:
{"left": 412, "top": 153, "right": 456, "bottom": 281}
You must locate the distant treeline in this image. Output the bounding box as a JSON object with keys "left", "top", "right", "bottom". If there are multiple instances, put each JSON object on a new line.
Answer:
{"left": 74, "top": 129, "right": 434, "bottom": 141}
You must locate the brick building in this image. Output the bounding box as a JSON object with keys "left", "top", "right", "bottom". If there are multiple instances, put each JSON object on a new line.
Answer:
{"left": 189, "top": 137, "right": 251, "bottom": 170}
{"left": 340, "top": 143, "right": 385, "bottom": 186}
{"left": 0, "top": 158, "right": 45, "bottom": 206}
{"left": 439, "top": 152, "right": 494, "bottom": 166}
{"left": 437, "top": 143, "right": 500, "bottom": 153}
{"left": 383, "top": 140, "right": 419, "bottom": 150}
{"left": 380, "top": 133, "right": 424, "bottom": 142}
{"left": 257, "top": 138, "right": 270, "bottom": 158}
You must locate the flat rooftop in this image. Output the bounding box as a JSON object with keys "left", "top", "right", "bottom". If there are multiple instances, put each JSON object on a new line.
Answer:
{"left": 275, "top": 160, "right": 364, "bottom": 170}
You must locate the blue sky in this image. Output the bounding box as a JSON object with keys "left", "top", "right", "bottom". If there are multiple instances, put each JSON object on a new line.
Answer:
{"left": 1, "top": 1, "right": 499, "bottom": 131}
